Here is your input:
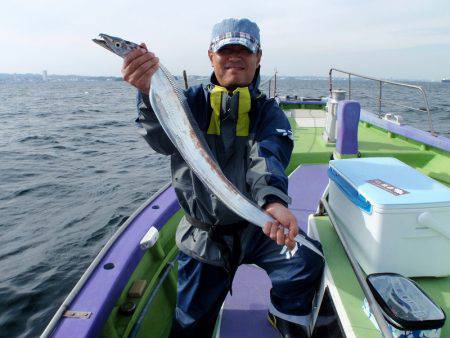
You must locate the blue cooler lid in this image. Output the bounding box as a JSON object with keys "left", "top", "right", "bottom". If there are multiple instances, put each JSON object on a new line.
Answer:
{"left": 329, "top": 157, "right": 450, "bottom": 211}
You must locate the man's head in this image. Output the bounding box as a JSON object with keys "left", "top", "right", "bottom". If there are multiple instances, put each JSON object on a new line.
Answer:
{"left": 208, "top": 18, "right": 262, "bottom": 90}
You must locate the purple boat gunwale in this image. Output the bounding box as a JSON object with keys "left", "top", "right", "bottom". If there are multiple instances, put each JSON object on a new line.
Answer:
{"left": 361, "top": 109, "right": 450, "bottom": 153}
{"left": 44, "top": 184, "right": 180, "bottom": 338}
{"left": 279, "top": 99, "right": 328, "bottom": 105}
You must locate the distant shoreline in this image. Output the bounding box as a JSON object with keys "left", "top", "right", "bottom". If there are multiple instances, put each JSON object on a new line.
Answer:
{"left": 0, "top": 73, "right": 123, "bottom": 83}
{"left": 0, "top": 72, "right": 441, "bottom": 83}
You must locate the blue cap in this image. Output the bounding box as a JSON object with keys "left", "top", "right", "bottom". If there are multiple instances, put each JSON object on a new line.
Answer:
{"left": 210, "top": 18, "right": 260, "bottom": 53}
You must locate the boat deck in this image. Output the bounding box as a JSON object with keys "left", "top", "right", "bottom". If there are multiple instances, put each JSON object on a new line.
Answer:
{"left": 48, "top": 106, "right": 450, "bottom": 338}
{"left": 218, "top": 164, "right": 329, "bottom": 337}
{"left": 288, "top": 115, "right": 450, "bottom": 187}
{"left": 309, "top": 216, "right": 450, "bottom": 338}
{"left": 219, "top": 112, "right": 450, "bottom": 337}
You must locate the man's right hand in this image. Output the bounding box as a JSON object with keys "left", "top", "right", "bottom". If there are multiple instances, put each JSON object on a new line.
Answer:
{"left": 121, "top": 43, "right": 159, "bottom": 94}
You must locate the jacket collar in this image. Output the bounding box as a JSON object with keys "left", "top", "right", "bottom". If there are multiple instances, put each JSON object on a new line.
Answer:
{"left": 207, "top": 66, "right": 262, "bottom": 98}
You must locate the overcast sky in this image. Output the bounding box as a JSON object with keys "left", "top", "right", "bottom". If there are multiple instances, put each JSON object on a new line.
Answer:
{"left": 2, "top": 0, "right": 449, "bottom": 80}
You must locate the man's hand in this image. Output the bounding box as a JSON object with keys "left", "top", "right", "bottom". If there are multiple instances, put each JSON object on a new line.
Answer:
{"left": 263, "top": 202, "right": 298, "bottom": 250}
{"left": 121, "top": 43, "right": 159, "bottom": 94}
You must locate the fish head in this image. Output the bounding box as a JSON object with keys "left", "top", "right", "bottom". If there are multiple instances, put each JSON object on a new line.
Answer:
{"left": 93, "top": 34, "right": 139, "bottom": 58}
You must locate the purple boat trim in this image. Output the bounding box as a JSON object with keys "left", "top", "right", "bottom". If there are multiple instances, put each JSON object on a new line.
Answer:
{"left": 220, "top": 164, "right": 329, "bottom": 337}
{"left": 220, "top": 265, "right": 275, "bottom": 338}
{"left": 48, "top": 185, "right": 180, "bottom": 338}
{"left": 288, "top": 164, "right": 330, "bottom": 232}
{"left": 361, "top": 109, "right": 450, "bottom": 152}
{"left": 279, "top": 100, "right": 327, "bottom": 105}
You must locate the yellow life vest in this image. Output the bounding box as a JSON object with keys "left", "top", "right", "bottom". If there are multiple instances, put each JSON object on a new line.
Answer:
{"left": 207, "top": 86, "right": 251, "bottom": 137}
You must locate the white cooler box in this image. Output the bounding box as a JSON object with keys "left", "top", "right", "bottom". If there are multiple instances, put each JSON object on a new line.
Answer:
{"left": 328, "top": 157, "right": 450, "bottom": 277}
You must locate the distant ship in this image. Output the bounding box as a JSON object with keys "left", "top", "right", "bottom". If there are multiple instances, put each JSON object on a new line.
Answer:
{"left": 442, "top": 78, "right": 450, "bottom": 83}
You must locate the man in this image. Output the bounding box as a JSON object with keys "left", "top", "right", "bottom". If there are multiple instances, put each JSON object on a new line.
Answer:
{"left": 122, "top": 18, "right": 324, "bottom": 338}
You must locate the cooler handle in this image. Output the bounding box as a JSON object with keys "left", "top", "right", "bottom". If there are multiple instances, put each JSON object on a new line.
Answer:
{"left": 327, "top": 168, "right": 372, "bottom": 213}
{"left": 418, "top": 212, "right": 450, "bottom": 240}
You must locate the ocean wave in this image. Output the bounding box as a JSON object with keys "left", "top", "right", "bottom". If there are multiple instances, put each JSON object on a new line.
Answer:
{"left": 18, "top": 135, "right": 57, "bottom": 143}
{"left": 4, "top": 183, "right": 66, "bottom": 200}
{"left": 62, "top": 214, "right": 91, "bottom": 230}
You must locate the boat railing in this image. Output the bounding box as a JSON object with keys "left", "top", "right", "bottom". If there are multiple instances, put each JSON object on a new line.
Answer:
{"left": 329, "top": 68, "right": 435, "bottom": 135}
{"left": 260, "top": 70, "right": 277, "bottom": 98}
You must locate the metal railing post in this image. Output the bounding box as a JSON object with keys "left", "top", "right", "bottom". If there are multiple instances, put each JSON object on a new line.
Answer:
{"left": 378, "top": 81, "right": 382, "bottom": 117}
{"left": 274, "top": 70, "right": 277, "bottom": 97}
{"left": 420, "top": 88, "right": 434, "bottom": 135}
{"left": 329, "top": 69, "right": 333, "bottom": 97}
{"left": 182, "top": 70, "right": 189, "bottom": 90}
{"left": 348, "top": 74, "right": 351, "bottom": 100}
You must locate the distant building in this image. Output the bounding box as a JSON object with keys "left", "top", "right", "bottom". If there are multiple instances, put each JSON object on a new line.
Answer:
{"left": 42, "top": 70, "right": 48, "bottom": 81}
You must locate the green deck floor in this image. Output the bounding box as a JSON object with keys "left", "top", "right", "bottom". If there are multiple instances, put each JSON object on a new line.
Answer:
{"left": 313, "top": 216, "right": 450, "bottom": 338}
{"left": 288, "top": 120, "right": 450, "bottom": 186}
{"left": 313, "top": 216, "right": 380, "bottom": 337}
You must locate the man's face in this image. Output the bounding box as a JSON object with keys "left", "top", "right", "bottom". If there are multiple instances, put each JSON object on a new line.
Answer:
{"left": 208, "top": 44, "right": 262, "bottom": 89}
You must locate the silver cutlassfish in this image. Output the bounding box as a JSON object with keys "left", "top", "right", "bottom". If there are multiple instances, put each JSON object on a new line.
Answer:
{"left": 93, "top": 33, "right": 323, "bottom": 258}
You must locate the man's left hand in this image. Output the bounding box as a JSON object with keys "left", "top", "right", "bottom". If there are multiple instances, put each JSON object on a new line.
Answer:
{"left": 263, "top": 202, "right": 298, "bottom": 250}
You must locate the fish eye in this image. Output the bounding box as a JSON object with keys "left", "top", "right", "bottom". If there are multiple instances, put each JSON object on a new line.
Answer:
{"left": 115, "top": 42, "right": 121, "bottom": 47}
